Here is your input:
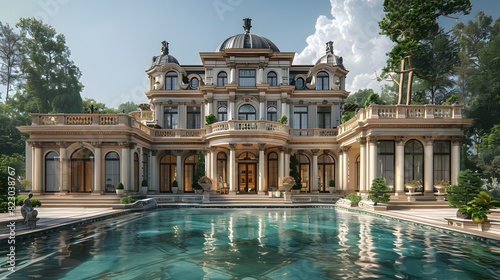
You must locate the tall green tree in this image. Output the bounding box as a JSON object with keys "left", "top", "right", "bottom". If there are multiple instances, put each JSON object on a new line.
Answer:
{"left": 17, "top": 18, "right": 83, "bottom": 113}
{"left": 0, "top": 22, "right": 22, "bottom": 101}
{"left": 118, "top": 101, "right": 137, "bottom": 114}
{"left": 413, "top": 27, "right": 459, "bottom": 104}
{"left": 378, "top": 0, "right": 471, "bottom": 105}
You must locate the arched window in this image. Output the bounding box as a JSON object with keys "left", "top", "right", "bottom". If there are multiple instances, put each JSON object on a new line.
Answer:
{"left": 316, "top": 71, "right": 329, "bottom": 90}
{"left": 165, "top": 71, "right": 178, "bottom": 90}
{"left": 267, "top": 105, "right": 277, "bottom": 122}
{"left": 267, "top": 152, "right": 278, "bottom": 190}
{"left": 190, "top": 77, "right": 199, "bottom": 89}
{"left": 404, "top": 140, "right": 424, "bottom": 185}
{"left": 296, "top": 77, "right": 305, "bottom": 89}
{"left": 217, "top": 71, "right": 227, "bottom": 86}
{"left": 218, "top": 103, "right": 227, "bottom": 121}
{"left": 238, "top": 104, "right": 256, "bottom": 120}
{"left": 318, "top": 154, "right": 335, "bottom": 192}
{"left": 45, "top": 151, "right": 60, "bottom": 192}
{"left": 160, "top": 154, "right": 176, "bottom": 192}
{"left": 71, "top": 148, "right": 94, "bottom": 193}
{"left": 105, "top": 152, "right": 120, "bottom": 192}
{"left": 267, "top": 71, "right": 277, "bottom": 86}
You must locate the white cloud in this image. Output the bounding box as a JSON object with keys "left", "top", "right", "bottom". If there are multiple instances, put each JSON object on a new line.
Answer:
{"left": 294, "top": 0, "right": 393, "bottom": 94}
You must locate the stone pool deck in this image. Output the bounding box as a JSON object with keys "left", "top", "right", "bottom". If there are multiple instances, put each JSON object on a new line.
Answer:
{"left": 1, "top": 204, "right": 500, "bottom": 241}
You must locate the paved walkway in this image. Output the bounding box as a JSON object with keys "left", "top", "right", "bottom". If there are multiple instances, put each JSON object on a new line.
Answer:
{"left": 1, "top": 205, "right": 499, "bottom": 241}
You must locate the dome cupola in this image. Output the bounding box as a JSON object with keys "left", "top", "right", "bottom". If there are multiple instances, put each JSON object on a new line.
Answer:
{"left": 315, "top": 41, "right": 344, "bottom": 69}
{"left": 150, "top": 41, "right": 179, "bottom": 68}
{"left": 216, "top": 18, "right": 280, "bottom": 52}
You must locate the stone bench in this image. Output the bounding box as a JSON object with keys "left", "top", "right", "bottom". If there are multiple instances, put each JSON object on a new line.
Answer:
{"left": 444, "top": 218, "right": 486, "bottom": 231}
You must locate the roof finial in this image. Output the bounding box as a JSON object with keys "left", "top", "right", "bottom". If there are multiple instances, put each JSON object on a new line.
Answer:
{"left": 326, "top": 41, "right": 334, "bottom": 54}
{"left": 243, "top": 18, "right": 252, "bottom": 33}
{"left": 161, "top": 40, "right": 169, "bottom": 55}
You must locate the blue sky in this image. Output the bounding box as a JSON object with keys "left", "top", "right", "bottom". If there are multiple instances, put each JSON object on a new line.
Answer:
{"left": 1, "top": 0, "right": 498, "bottom": 109}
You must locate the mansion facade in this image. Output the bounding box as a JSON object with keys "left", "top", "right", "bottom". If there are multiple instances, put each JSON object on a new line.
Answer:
{"left": 19, "top": 19, "right": 472, "bottom": 197}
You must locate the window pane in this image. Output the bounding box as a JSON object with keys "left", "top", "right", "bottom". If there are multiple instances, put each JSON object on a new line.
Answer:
{"left": 239, "top": 69, "right": 256, "bottom": 86}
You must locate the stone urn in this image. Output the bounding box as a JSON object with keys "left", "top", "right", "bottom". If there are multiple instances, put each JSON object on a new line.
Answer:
{"left": 282, "top": 183, "right": 294, "bottom": 192}
{"left": 200, "top": 183, "right": 212, "bottom": 192}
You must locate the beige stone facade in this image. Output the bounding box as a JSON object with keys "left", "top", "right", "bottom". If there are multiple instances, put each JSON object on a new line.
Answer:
{"left": 18, "top": 19, "right": 472, "bottom": 197}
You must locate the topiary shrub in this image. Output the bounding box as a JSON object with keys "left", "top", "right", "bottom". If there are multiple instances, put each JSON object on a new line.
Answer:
{"left": 369, "top": 178, "right": 390, "bottom": 206}
{"left": 446, "top": 169, "right": 482, "bottom": 208}
{"left": 16, "top": 196, "right": 42, "bottom": 207}
{"left": 346, "top": 193, "right": 361, "bottom": 204}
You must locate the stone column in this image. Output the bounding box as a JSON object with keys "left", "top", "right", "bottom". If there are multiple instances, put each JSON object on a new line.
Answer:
{"left": 229, "top": 64, "right": 236, "bottom": 84}
{"left": 451, "top": 138, "right": 461, "bottom": 185}
{"left": 424, "top": 137, "right": 434, "bottom": 195}
{"left": 278, "top": 147, "right": 285, "bottom": 184}
{"left": 210, "top": 147, "right": 218, "bottom": 190}
{"left": 368, "top": 137, "right": 378, "bottom": 188}
{"left": 229, "top": 93, "right": 235, "bottom": 120}
{"left": 311, "top": 149, "right": 319, "bottom": 193}
{"left": 281, "top": 97, "right": 288, "bottom": 119}
{"left": 338, "top": 149, "right": 343, "bottom": 192}
{"left": 155, "top": 103, "right": 162, "bottom": 124}
{"left": 342, "top": 146, "right": 351, "bottom": 193}
{"left": 58, "top": 143, "right": 68, "bottom": 193}
{"left": 395, "top": 137, "right": 405, "bottom": 195}
{"left": 93, "top": 143, "right": 103, "bottom": 194}
{"left": 229, "top": 144, "right": 236, "bottom": 194}
{"left": 121, "top": 144, "right": 131, "bottom": 191}
{"left": 151, "top": 150, "right": 158, "bottom": 193}
{"left": 258, "top": 143, "right": 266, "bottom": 194}
{"left": 259, "top": 95, "right": 265, "bottom": 120}
{"left": 174, "top": 150, "right": 183, "bottom": 192}
{"left": 285, "top": 148, "right": 291, "bottom": 177}
{"left": 359, "top": 137, "right": 367, "bottom": 192}
{"left": 32, "top": 143, "right": 43, "bottom": 194}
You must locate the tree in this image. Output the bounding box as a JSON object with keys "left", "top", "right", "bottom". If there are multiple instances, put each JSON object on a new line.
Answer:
{"left": 345, "top": 88, "right": 375, "bottom": 108}
{"left": 289, "top": 154, "right": 301, "bottom": 190}
{"left": 17, "top": 18, "right": 83, "bottom": 113}
{"left": 0, "top": 22, "right": 22, "bottom": 101}
{"left": 192, "top": 150, "right": 205, "bottom": 190}
{"left": 117, "top": 101, "right": 137, "bottom": 114}
{"left": 369, "top": 178, "right": 390, "bottom": 205}
{"left": 82, "top": 98, "right": 118, "bottom": 114}
{"left": 378, "top": 0, "right": 472, "bottom": 105}
{"left": 413, "top": 27, "right": 459, "bottom": 104}
{"left": 445, "top": 169, "right": 482, "bottom": 208}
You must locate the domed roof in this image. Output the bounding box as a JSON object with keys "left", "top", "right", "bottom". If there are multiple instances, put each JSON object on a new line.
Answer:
{"left": 216, "top": 18, "right": 280, "bottom": 52}
{"left": 150, "top": 41, "right": 179, "bottom": 68}
{"left": 315, "top": 41, "right": 345, "bottom": 69}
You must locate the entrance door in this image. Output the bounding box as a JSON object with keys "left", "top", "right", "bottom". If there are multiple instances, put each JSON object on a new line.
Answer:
{"left": 238, "top": 163, "right": 256, "bottom": 193}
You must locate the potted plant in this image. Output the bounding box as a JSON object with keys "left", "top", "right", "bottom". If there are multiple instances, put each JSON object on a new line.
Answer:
{"left": 277, "top": 115, "right": 288, "bottom": 124}
{"left": 281, "top": 176, "right": 295, "bottom": 192}
{"left": 205, "top": 113, "right": 217, "bottom": 125}
{"left": 141, "top": 179, "right": 148, "bottom": 198}
{"left": 433, "top": 180, "right": 450, "bottom": 195}
{"left": 198, "top": 176, "right": 212, "bottom": 192}
{"left": 328, "top": 179, "right": 335, "bottom": 193}
{"left": 405, "top": 180, "right": 420, "bottom": 194}
{"left": 463, "top": 191, "right": 500, "bottom": 223}
{"left": 172, "top": 179, "right": 179, "bottom": 194}
{"left": 115, "top": 182, "right": 124, "bottom": 195}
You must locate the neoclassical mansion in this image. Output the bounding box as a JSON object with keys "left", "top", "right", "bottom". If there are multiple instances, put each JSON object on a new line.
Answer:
{"left": 19, "top": 19, "right": 472, "bottom": 198}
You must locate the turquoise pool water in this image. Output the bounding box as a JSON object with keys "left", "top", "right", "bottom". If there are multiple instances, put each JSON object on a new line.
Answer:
{"left": 2, "top": 207, "right": 500, "bottom": 279}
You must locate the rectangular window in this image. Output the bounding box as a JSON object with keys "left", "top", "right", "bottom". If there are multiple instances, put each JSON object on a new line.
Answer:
{"left": 164, "top": 106, "right": 178, "bottom": 129}
{"left": 218, "top": 101, "right": 227, "bottom": 121}
{"left": 377, "top": 141, "right": 395, "bottom": 187}
{"left": 433, "top": 141, "right": 451, "bottom": 182}
{"left": 239, "top": 69, "right": 256, "bottom": 86}
{"left": 293, "top": 106, "right": 308, "bottom": 129}
{"left": 317, "top": 107, "right": 331, "bottom": 128}
{"left": 187, "top": 106, "right": 201, "bottom": 129}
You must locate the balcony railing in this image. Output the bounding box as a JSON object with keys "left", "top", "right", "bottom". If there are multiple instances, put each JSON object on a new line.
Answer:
{"left": 338, "top": 104, "right": 465, "bottom": 135}
{"left": 30, "top": 114, "right": 338, "bottom": 139}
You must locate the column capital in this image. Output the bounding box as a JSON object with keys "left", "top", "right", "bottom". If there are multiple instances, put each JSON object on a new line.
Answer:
{"left": 258, "top": 143, "right": 266, "bottom": 151}
{"left": 172, "top": 150, "right": 183, "bottom": 156}
{"left": 229, "top": 143, "right": 236, "bottom": 150}
{"left": 367, "top": 136, "right": 378, "bottom": 144}
{"left": 395, "top": 136, "right": 405, "bottom": 144}
{"left": 28, "top": 141, "right": 42, "bottom": 148}
{"left": 151, "top": 150, "right": 159, "bottom": 156}
{"left": 323, "top": 149, "right": 330, "bottom": 155}
{"left": 341, "top": 146, "right": 351, "bottom": 153}
{"left": 358, "top": 137, "right": 366, "bottom": 145}
{"left": 311, "top": 149, "right": 320, "bottom": 155}
{"left": 56, "top": 142, "right": 69, "bottom": 148}
{"left": 424, "top": 136, "right": 434, "bottom": 146}
{"left": 451, "top": 136, "right": 463, "bottom": 144}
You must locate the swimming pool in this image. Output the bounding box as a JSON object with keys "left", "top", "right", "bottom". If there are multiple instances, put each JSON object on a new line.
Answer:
{"left": 2, "top": 207, "right": 500, "bottom": 279}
